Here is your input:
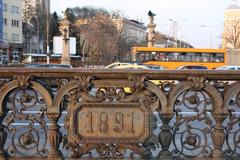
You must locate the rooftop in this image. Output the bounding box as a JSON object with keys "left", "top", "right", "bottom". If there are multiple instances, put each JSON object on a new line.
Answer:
{"left": 227, "top": 0, "right": 240, "bottom": 10}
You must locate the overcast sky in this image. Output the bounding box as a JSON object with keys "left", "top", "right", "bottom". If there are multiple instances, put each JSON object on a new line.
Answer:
{"left": 50, "top": 0, "right": 233, "bottom": 48}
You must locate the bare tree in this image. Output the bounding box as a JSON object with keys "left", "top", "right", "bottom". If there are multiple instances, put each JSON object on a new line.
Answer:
{"left": 22, "top": 0, "right": 35, "bottom": 53}
{"left": 22, "top": 0, "right": 46, "bottom": 54}
{"left": 74, "top": 14, "right": 119, "bottom": 62}
{"left": 224, "top": 21, "right": 240, "bottom": 48}
{"left": 65, "top": 7, "right": 146, "bottom": 62}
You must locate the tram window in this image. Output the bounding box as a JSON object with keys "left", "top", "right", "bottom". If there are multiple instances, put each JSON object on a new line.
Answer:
{"left": 136, "top": 52, "right": 152, "bottom": 61}
{"left": 209, "top": 54, "right": 214, "bottom": 62}
{"left": 213, "top": 53, "right": 224, "bottom": 62}
{"left": 156, "top": 52, "right": 166, "bottom": 61}
{"left": 145, "top": 53, "right": 151, "bottom": 61}
{"left": 179, "top": 52, "right": 186, "bottom": 61}
{"left": 135, "top": 51, "right": 224, "bottom": 63}
{"left": 202, "top": 53, "right": 210, "bottom": 62}
{"left": 166, "top": 52, "right": 174, "bottom": 61}
{"left": 195, "top": 53, "right": 201, "bottom": 62}
{"left": 151, "top": 52, "right": 157, "bottom": 60}
{"left": 185, "top": 53, "right": 191, "bottom": 61}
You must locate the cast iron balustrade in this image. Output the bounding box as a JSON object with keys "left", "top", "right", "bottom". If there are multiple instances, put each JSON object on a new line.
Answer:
{"left": 0, "top": 68, "right": 239, "bottom": 159}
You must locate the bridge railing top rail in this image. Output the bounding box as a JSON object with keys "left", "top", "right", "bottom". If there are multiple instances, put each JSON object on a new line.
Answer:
{"left": 0, "top": 67, "right": 240, "bottom": 80}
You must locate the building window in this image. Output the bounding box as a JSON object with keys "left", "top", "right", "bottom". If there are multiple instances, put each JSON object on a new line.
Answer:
{"left": 4, "top": 19, "right": 7, "bottom": 26}
{"left": 3, "top": 33, "right": 8, "bottom": 40}
{"left": 2, "top": 3, "right": 7, "bottom": 12}
{"left": 12, "top": 20, "right": 19, "bottom": 27}
{"left": 11, "top": 6, "right": 19, "bottom": 14}
{"left": 13, "top": 50, "right": 19, "bottom": 62}
{"left": 12, "top": 34, "right": 19, "bottom": 42}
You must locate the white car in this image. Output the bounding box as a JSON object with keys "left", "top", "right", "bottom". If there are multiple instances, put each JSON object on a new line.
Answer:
{"left": 215, "top": 65, "right": 240, "bottom": 70}
{"left": 105, "top": 62, "right": 148, "bottom": 69}
{"left": 105, "top": 62, "right": 134, "bottom": 69}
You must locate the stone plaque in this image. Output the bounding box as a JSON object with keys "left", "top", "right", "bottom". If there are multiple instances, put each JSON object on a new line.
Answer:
{"left": 68, "top": 103, "right": 150, "bottom": 144}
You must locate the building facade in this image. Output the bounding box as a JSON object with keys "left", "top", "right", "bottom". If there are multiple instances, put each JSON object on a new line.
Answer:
{"left": 22, "top": 0, "right": 48, "bottom": 55}
{"left": 1, "top": 0, "right": 22, "bottom": 64}
{"left": 0, "top": 0, "right": 3, "bottom": 40}
{"left": 112, "top": 18, "right": 147, "bottom": 43}
{"left": 222, "top": 0, "right": 240, "bottom": 49}
{"left": 154, "top": 32, "right": 193, "bottom": 48}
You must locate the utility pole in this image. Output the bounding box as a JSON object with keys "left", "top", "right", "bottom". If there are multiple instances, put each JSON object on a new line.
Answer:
{"left": 46, "top": 0, "right": 50, "bottom": 64}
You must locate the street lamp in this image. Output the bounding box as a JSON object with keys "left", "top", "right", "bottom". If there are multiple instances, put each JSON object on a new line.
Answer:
{"left": 46, "top": 0, "right": 50, "bottom": 64}
{"left": 169, "top": 19, "right": 178, "bottom": 47}
{"left": 169, "top": 19, "right": 187, "bottom": 48}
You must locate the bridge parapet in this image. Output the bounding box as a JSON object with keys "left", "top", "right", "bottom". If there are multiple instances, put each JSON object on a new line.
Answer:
{"left": 0, "top": 68, "right": 239, "bottom": 159}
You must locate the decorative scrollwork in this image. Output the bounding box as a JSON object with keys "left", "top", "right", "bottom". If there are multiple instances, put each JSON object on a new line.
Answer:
{"left": 75, "top": 75, "right": 94, "bottom": 91}
{"left": 158, "top": 80, "right": 175, "bottom": 93}
{"left": 224, "top": 82, "right": 240, "bottom": 157}
{"left": 0, "top": 79, "right": 8, "bottom": 89}
{"left": 56, "top": 78, "right": 69, "bottom": 91}
{"left": 0, "top": 79, "right": 52, "bottom": 158}
{"left": 187, "top": 77, "right": 206, "bottom": 91}
{"left": 14, "top": 75, "right": 31, "bottom": 89}
{"left": 128, "top": 76, "right": 147, "bottom": 92}
{"left": 96, "top": 144, "right": 123, "bottom": 158}
{"left": 170, "top": 79, "right": 218, "bottom": 158}
{"left": 211, "top": 80, "right": 229, "bottom": 94}
{"left": 5, "top": 88, "right": 48, "bottom": 157}
{"left": 60, "top": 78, "right": 161, "bottom": 159}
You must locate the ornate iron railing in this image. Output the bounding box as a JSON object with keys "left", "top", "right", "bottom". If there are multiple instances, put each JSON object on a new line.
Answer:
{"left": 0, "top": 68, "right": 239, "bottom": 159}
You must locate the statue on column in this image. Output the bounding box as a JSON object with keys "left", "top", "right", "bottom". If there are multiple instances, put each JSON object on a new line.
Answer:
{"left": 147, "top": 10, "right": 156, "bottom": 47}
{"left": 148, "top": 10, "right": 156, "bottom": 23}
{"left": 59, "top": 10, "right": 71, "bottom": 65}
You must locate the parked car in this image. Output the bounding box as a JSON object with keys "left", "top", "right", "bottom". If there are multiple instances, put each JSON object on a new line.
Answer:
{"left": 105, "top": 62, "right": 139, "bottom": 69}
{"left": 144, "top": 65, "right": 166, "bottom": 70}
{"left": 25, "top": 63, "right": 41, "bottom": 68}
{"left": 25, "top": 63, "right": 73, "bottom": 68}
{"left": 176, "top": 65, "right": 208, "bottom": 70}
{"left": 120, "top": 65, "right": 149, "bottom": 69}
{"left": 24, "top": 63, "right": 72, "bottom": 90}
{"left": 36, "top": 64, "right": 73, "bottom": 68}
{"left": 105, "top": 62, "right": 146, "bottom": 69}
{"left": 215, "top": 65, "right": 240, "bottom": 70}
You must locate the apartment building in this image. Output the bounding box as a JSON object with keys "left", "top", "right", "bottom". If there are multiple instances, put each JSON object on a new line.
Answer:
{"left": 0, "top": 0, "right": 22, "bottom": 64}
{"left": 0, "top": 0, "right": 2, "bottom": 41}
{"left": 112, "top": 17, "right": 147, "bottom": 43}
{"left": 22, "top": 0, "right": 49, "bottom": 55}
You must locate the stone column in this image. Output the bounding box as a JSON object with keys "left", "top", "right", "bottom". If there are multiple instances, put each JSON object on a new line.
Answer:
{"left": 0, "top": 109, "right": 9, "bottom": 160}
{"left": 59, "top": 11, "right": 71, "bottom": 65}
{"left": 46, "top": 112, "right": 63, "bottom": 160}
{"left": 211, "top": 113, "right": 227, "bottom": 159}
{"left": 0, "top": 116, "right": 7, "bottom": 160}
{"left": 158, "top": 113, "right": 173, "bottom": 159}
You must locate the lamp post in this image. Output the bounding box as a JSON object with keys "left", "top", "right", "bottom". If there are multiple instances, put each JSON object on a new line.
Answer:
{"left": 59, "top": 11, "right": 70, "bottom": 65}
{"left": 46, "top": 0, "right": 50, "bottom": 64}
{"left": 169, "top": 19, "right": 178, "bottom": 47}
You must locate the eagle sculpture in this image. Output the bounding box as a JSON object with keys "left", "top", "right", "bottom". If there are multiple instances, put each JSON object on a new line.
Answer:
{"left": 148, "top": 10, "right": 156, "bottom": 17}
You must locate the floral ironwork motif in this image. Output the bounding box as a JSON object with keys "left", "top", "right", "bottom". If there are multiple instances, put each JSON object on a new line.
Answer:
{"left": 224, "top": 82, "right": 240, "bottom": 157}
{"left": 96, "top": 144, "right": 123, "bottom": 158}
{"left": 170, "top": 78, "right": 215, "bottom": 158}
{"left": 0, "top": 75, "right": 52, "bottom": 158}
{"left": 5, "top": 87, "right": 48, "bottom": 157}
